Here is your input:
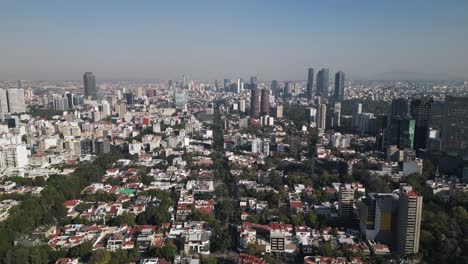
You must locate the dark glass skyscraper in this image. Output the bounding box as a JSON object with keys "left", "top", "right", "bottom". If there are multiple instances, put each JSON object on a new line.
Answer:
{"left": 83, "top": 72, "right": 98, "bottom": 100}
{"left": 391, "top": 98, "right": 410, "bottom": 118}
{"left": 271, "top": 80, "right": 279, "bottom": 96}
{"left": 442, "top": 96, "right": 468, "bottom": 155}
{"left": 261, "top": 88, "right": 270, "bottom": 116}
{"left": 334, "top": 71, "right": 345, "bottom": 102}
{"left": 316, "top": 69, "right": 329, "bottom": 101}
{"left": 250, "top": 76, "right": 258, "bottom": 90}
{"left": 250, "top": 88, "right": 260, "bottom": 118}
{"left": 306, "top": 68, "right": 314, "bottom": 101}
{"left": 65, "top": 92, "right": 74, "bottom": 109}
{"left": 410, "top": 97, "right": 433, "bottom": 150}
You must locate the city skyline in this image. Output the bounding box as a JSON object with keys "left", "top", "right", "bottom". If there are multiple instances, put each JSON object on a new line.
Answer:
{"left": 2, "top": 0, "right": 468, "bottom": 80}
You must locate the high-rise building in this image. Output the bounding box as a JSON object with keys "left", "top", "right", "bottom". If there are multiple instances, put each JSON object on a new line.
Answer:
{"left": 388, "top": 118, "right": 416, "bottom": 149}
{"left": 441, "top": 96, "right": 468, "bottom": 155}
{"left": 318, "top": 104, "right": 327, "bottom": 129}
{"left": 338, "top": 184, "right": 355, "bottom": 218}
{"left": 53, "top": 95, "right": 69, "bottom": 111}
{"left": 94, "top": 138, "right": 111, "bottom": 155}
{"left": 236, "top": 78, "right": 244, "bottom": 94}
{"left": 0, "top": 144, "right": 28, "bottom": 169}
{"left": 224, "top": 79, "right": 231, "bottom": 90}
{"left": 250, "top": 89, "right": 260, "bottom": 118}
{"left": 117, "top": 102, "right": 127, "bottom": 117}
{"left": 174, "top": 92, "right": 188, "bottom": 110}
{"left": 239, "top": 99, "right": 246, "bottom": 113}
{"left": 410, "top": 98, "right": 432, "bottom": 150}
{"left": 284, "top": 82, "right": 292, "bottom": 97}
{"left": 352, "top": 103, "right": 362, "bottom": 129}
{"left": 271, "top": 80, "right": 279, "bottom": 96}
{"left": 333, "top": 102, "right": 341, "bottom": 127}
{"left": 6, "top": 88, "right": 26, "bottom": 113}
{"left": 65, "top": 92, "right": 75, "bottom": 109}
{"left": 101, "top": 101, "right": 111, "bottom": 116}
{"left": 275, "top": 103, "right": 283, "bottom": 119}
{"left": 359, "top": 193, "right": 399, "bottom": 245}
{"left": 305, "top": 107, "right": 316, "bottom": 123}
{"left": 306, "top": 68, "right": 315, "bottom": 101}
{"left": 136, "top": 87, "right": 145, "bottom": 98}
{"left": 250, "top": 76, "right": 257, "bottom": 90}
{"left": 80, "top": 139, "right": 93, "bottom": 155}
{"left": 83, "top": 72, "right": 98, "bottom": 100}
{"left": 260, "top": 89, "right": 270, "bottom": 116}
{"left": 125, "top": 92, "right": 134, "bottom": 105}
{"left": 0, "top": 89, "right": 8, "bottom": 113}
{"left": 391, "top": 98, "right": 410, "bottom": 118}
{"left": 397, "top": 185, "right": 423, "bottom": 255}
{"left": 334, "top": 71, "right": 345, "bottom": 102}
{"left": 316, "top": 69, "right": 329, "bottom": 101}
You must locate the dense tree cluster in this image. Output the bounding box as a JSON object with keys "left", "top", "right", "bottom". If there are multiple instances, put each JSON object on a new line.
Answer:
{"left": 0, "top": 150, "right": 124, "bottom": 262}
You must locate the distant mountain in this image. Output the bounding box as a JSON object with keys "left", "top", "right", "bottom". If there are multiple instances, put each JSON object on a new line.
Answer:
{"left": 368, "top": 70, "right": 463, "bottom": 81}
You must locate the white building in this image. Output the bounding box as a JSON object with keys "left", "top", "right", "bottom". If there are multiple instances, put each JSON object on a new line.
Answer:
{"left": 7, "top": 88, "right": 26, "bottom": 113}
{"left": 1, "top": 144, "right": 28, "bottom": 169}
{"left": 0, "top": 89, "right": 8, "bottom": 113}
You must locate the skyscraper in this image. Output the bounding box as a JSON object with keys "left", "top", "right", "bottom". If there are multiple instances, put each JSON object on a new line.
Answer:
{"left": 250, "top": 89, "right": 260, "bottom": 118}
{"left": 174, "top": 92, "right": 188, "bottom": 110}
{"left": 318, "top": 103, "right": 327, "bottom": 129}
{"left": 271, "top": 80, "right": 279, "bottom": 96}
{"left": 388, "top": 118, "right": 415, "bottom": 149}
{"left": 284, "top": 82, "right": 292, "bottom": 97}
{"left": 441, "top": 96, "right": 468, "bottom": 155}
{"left": 275, "top": 103, "right": 283, "bottom": 119}
{"left": 6, "top": 88, "right": 26, "bottom": 113}
{"left": 250, "top": 76, "right": 257, "bottom": 90}
{"left": 53, "top": 95, "right": 69, "bottom": 111}
{"left": 260, "top": 89, "right": 270, "bottom": 116}
{"left": 397, "top": 185, "right": 423, "bottom": 255}
{"left": 236, "top": 78, "right": 243, "bottom": 94}
{"left": 223, "top": 79, "right": 230, "bottom": 90}
{"left": 65, "top": 92, "right": 75, "bottom": 109}
{"left": 391, "top": 98, "right": 410, "bottom": 118}
{"left": 334, "top": 71, "right": 345, "bottom": 102}
{"left": 333, "top": 102, "right": 341, "bottom": 127}
{"left": 306, "top": 68, "right": 314, "bottom": 101}
{"left": 0, "top": 89, "right": 8, "bottom": 113}
{"left": 352, "top": 103, "right": 362, "bottom": 129}
{"left": 83, "top": 72, "right": 98, "bottom": 100}
{"left": 125, "top": 92, "right": 134, "bottom": 105}
{"left": 316, "top": 69, "right": 329, "bottom": 101}
{"left": 410, "top": 98, "right": 432, "bottom": 150}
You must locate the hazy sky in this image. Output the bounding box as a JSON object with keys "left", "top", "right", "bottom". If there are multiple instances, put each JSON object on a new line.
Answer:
{"left": 1, "top": 0, "right": 468, "bottom": 81}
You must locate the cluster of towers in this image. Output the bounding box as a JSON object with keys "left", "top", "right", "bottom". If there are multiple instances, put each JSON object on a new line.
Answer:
{"left": 306, "top": 68, "right": 345, "bottom": 103}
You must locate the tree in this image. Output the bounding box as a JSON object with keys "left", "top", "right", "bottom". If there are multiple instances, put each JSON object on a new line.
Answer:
{"left": 318, "top": 242, "right": 334, "bottom": 257}
{"left": 247, "top": 243, "right": 257, "bottom": 255}
{"left": 216, "top": 200, "right": 234, "bottom": 222}
{"left": 110, "top": 212, "right": 135, "bottom": 226}
{"left": 69, "top": 242, "right": 92, "bottom": 258}
{"left": 89, "top": 249, "right": 111, "bottom": 264}
{"left": 203, "top": 256, "right": 218, "bottom": 264}
{"left": 305, "top": 212, "right": 318, "bottom": 228}
{"left": 161, "top": 244, "right": 178, "bottom": 261}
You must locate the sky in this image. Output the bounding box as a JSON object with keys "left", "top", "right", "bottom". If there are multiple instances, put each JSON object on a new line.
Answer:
{"left": 1, "top": 0, "right": 468, "bottom": 81}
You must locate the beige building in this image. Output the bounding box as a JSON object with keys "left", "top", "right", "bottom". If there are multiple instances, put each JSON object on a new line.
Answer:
{"left": 396, "top": 185, "right": 423, "bottom": 255}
